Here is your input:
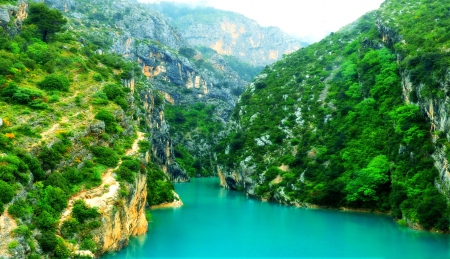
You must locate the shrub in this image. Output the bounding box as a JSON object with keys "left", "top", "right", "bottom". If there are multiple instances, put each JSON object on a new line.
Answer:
{"left": 93, "top": 73, "right": 103, "bottom": 82}
{"left": 8, "top": 199, "right": 32, "bottom": 219}
{"left": 8, "top": 241, "right": 18, "bottom": 250}
{"left": 80, "top": 237, "right": 97, "bottom": 252}
{"left": 54, "top": 238, "right": 70, "bottom": 258}
{"left": 37, "top": 231, "right": 58, "bottom": 252}
{"left": 115, "top": 166, "right": 135, "bottom": 183}
{"left": 14, "top": 225, "right": 31, "bottom": 238}
{"left": 19, "top": 154, "right": 45, "bottom": 181}
{"left": 35, "top": 210, "right": 56, "bottom": 230}
{"left": 60, "top": 218, "right": 79, "bottom": 238}
{"left": 103, "top": 84, "right": 125, "bottom": 100}
{"left": 38, "top": 146, "right": 62, "bottom": 171}
{"left": 121, "top": 159, "right": 140, "bottom": 172}
{"left": 37, "top": 74, "right": 70, "bottom": 91}
{"left": 138, "top": 140, "right": 150, "bottom": 153}
{"left": 91, "top": 146, "right": 119, "bottom": 167}
{"left": 0, "top": 180, "right": 14, "bottom": 204}
{"left": 44, "top": 173, "right": 70, "bottom": 194}
{"left": 114, "top": 96, "right": 128, "bottom": 110}
{"left": 94, "top": 109, "right": 117, "bottom": 133}
{"left": 72, "top": 200, "right": 99, "bottom": 224}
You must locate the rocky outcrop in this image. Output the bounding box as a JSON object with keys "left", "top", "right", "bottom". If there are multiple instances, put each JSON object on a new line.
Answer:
{"left": 135, "top": 44, "right": 239, "bottom": 120}
{"left": 91, "top": 173, "right": 148, "bottom": 256}
{"left": 141, "top": 88, "right": 189, "bottom": 182}
{"left": 59, "top": 170, "right": 148, "bottom": 257}
{"left": 181, "top": 18, "right": 302, "bottom": 66}
{"left": 0, "top": 0, "right": 27, "bottom": 34}
{"left": 148, "top": 3, "right": 305, "bottom": 66}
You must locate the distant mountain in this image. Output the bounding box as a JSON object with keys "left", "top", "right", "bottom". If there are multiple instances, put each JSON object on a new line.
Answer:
{"left": 147, "top": 2, "right": 308, "bottom": 67}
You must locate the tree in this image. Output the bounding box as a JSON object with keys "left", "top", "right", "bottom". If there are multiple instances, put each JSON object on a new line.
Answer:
{"left": 345, "top": 155, "right": 390, "bottom": 205}
{"left": 24, "top": 3, "right": 67, "bottom": 42}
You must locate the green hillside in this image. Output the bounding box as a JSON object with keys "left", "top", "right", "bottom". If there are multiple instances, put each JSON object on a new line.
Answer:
{"left": 219, "top": 0, "right": 450, "bottom": 231}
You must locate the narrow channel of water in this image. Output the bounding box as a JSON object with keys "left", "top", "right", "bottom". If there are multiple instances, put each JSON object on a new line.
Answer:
{"left": 103, "top": 178, "right": 450, "bottom": 259}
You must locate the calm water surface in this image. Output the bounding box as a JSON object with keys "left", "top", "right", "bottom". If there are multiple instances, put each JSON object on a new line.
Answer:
{"left": 103, "top": 178, "right": 450, "bottom": 259}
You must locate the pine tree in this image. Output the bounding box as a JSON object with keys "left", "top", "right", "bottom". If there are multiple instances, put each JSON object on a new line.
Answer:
{"left": 24, "top": 3, "right": 67, "bottom": 42}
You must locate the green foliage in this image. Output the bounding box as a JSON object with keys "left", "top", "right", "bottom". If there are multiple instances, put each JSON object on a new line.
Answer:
{"left": 219, "top": 8, "right": 449, "bottom": 229}
{"left": 72, "top": 200, "right": 100, "bottom": 224}
{"left": 37, "top": 74, "right": 70, "bottom": 91}
{"left": 91, "top": 146, "right": 119, "bottom": 167}
{"left": 60, "top": 218, "right": 79, "bottom": 238}
{"left": 95, "top": 109, "right": 119, "bottom": 133}
{"left": 80, "top": 237, "right": 97, "bottom": 252}
{"left": 345, "top": 155, "right": 390, "bottom": 205}
{"left": 138, "top": 140, "right": 150, "bottom": 153}
{"left": 165, "top": 103, "right": 223, "bottom": 176}
{"left": 24, "top": 3, "right": 67, "bottom": 42}
{"left": 54, "top": 238, "right": 70, "bottom": 258}
{"left": 147, "top": 164, "right": 174, "bottom": 206}
{"left": 37, "top": 231, "right": 58, "bottom": 252}
{"left": 8, "top": 198, "right": 33, "bottom": 219}
{"left": 35, "top": 210, "right": 57, "bottom": 230}
{"left": 0, "top": 180, "right": 14, "bottom": 204}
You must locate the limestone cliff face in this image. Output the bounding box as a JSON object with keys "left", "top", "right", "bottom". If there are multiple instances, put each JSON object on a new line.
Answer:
{"left": 141, "top": 88, "right": 190, "bottom": 182}
{"left": 135, "top": 44, "right": 239, "bottom": 121}
{"left": 181, "top": 17, "right": 301, "bottom": 67}
{"left": 0, "top": 0, "right": 27, "bottom": 35}
{"left": 59, "top": 172, "right": 148, "bottom": 258}
{"left": 148, "top": 3, "right": 305, "bottom": 66}
{"left": 91, "top": 173, "right": 148, "bottom": 257}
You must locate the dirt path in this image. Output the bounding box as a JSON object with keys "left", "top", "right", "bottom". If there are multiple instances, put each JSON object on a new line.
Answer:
{"left": 59, "top": 132, "right": 145, "bottom": 224}
{"left": 30, "top": 116, "right": 68, "bottom": 149}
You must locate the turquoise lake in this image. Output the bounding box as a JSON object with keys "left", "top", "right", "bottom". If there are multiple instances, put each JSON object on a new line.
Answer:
{"left": 103, "top": 178, "right": 450, "bottom": 259}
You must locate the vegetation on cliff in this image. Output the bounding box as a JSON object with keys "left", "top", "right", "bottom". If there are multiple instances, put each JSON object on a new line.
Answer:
{"left": 220, "top": 0, "right": 450, "bottom": 232}
{"left": 0, "top": 2, "right": 175, "bottom": 258}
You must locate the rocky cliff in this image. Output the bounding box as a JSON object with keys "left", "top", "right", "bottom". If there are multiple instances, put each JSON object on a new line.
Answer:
{"left": 141, "top": 88, "right": 189, "bottom": 182}
{"left": 148, "top": 2, "right": 306, "bottom": 67}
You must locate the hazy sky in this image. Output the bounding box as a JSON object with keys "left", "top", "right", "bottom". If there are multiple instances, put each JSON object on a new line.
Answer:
{"left": 138, "top": 0, "right": 385, "bottom": 42}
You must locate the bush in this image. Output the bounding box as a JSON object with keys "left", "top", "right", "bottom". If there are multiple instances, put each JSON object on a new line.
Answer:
{"left": 72, "top": 200, "right": 99, "bottom": 224}
{"left": 80, "top": 237, "right": 97, "bottom": 252}
{"left": 0, "top": 180, "right": 14, "bottom": 204}
{"left": 37, "top": 74, "right": 70, "bottom": 91}
{"left": 54, "top": 238, "right": 70, "bottom": 258}
{"left": 38, "top": 146, "right": 62, "bottom": 171}
{"left": 8, "top": 199, "right": 32, "bottom": 219}
{"left": 121, "top": 159, "right": 140, "bottom": 172}
{"left": 91, "top": 146, "right": 119, "bottom": 167}
{"left": 138, "top": 140, "right": 150, "bottom": 153}
{"left": 37, "top": 231, "right": 58, "bottom": 252}
{"left": 60, "top": 218, "right": 79, "bottom": 238}
{"left": 103, "top": 84, "right": 125, "bottom": 100}
{"left": 35, "top": 210, "right": 56, "bottom": 230}
{"left": 94, "top": 109, "right": 117, "bottom": 133}
{"left": 115, "top": 166, "right": 135, "bottom": 183}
